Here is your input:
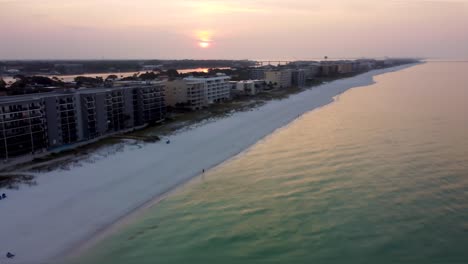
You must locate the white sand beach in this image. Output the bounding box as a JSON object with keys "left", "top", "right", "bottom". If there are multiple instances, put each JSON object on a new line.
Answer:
{"left": 0, "top": 64, "right": 416, "bottom": 264}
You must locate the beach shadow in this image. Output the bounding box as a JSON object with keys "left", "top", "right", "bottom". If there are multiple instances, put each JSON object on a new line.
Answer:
{"left": 0, "top": 173, "right": 37, "bottom": 190}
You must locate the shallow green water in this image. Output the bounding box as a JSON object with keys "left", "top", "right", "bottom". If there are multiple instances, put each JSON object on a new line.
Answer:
{"left": 78, "top": 62, "right": 468, "bottom": 264}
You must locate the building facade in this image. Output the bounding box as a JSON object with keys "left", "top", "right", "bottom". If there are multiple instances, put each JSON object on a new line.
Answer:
{"left": 337, "top": 62, "right": 354, "bottom": 74}
{"left": 319, "top": 63, "right": 339, "bottom": 76}
{"left": 0, "top": 82, "right": 165, "bottom": 160}
{"left": 249, "top": 68, "right": 266, "bottom": 80}
{"left": 235, "top": 81, "right": 259, "bottom": 95}
{"left": 292, "top": 70, "right": 306, "bottom": 88}
{"left": 44, "top": 93, "right": 82, "bottom": 147}
{"left": 184, "top": 75, "right": 231, "bottom": 105}
{"left": 265, "top": 70, "right": 292, "bottom": 88}
{"left": 165, "top": 80, "right": 205, "bottom": 110}
{"left": 0, "top": 97, "right": 48, "bottom": 159}
{"left": 132, "top": 83, "right": 166, "bottom": 125}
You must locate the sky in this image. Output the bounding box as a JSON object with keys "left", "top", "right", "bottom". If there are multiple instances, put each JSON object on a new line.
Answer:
{"left": 0, "top": 0, "right": 467, "bottom": 60}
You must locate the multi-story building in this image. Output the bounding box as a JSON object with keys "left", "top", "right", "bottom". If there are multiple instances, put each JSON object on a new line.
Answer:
{"left": 44, "top": 93, "right": 82, "bottom": 147}
{"left": 250, "top": 68, "right": 266, "bottom": 80}
{"left": 356, "top": 59, "right": 376, "bottom": 71}
{"left": 292, "top": 70, "right": 306, "bottom": 88}
{"left": 131, "top": 82, "right": 166, "bottom": 125}
{"left": 184, "top": 74, "right": 231, "bottom": 105}
{"left": 265, "top": 70, "right": 292, "bottom": 88}
{"left": 303, "top": 65, "right": 320, "bottom": 79}
{"left": 165, "top": 80, "right": 188, "bottom": 107}
{"left": 78, "top": 88, "right": 134, "bottom": 139}
{"left": 0, "top": 82, "right": 165, "bottom": 160}
{"left": 249, "top": 66, "right": 275, "bottom": 80}
{"left": 337, "top": 62, "right": 354, "bottom": 74}
{"left": 0, "top": 96, "right": 49, "bottom": 159}
{"left": 165, "top": 80, "right": 205, "bottom": 110}
{"left": 235, "top": 81, "right": 259, "bottom": 95}
{"left": 319, "top": 62, "right": 339, "bottom": 76}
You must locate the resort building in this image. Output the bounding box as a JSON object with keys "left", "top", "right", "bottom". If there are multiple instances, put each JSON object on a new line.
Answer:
{"left": 303, "top": 65, "right": 320, "bottom": 79}
{"left": 337, "top": 62, "right": 354, "bottom": 74}
{"left": 44, "top": 93, "right": 82, "bottom": 147}
{"left": 319, "top": 63, "right": 339, "bottom": 76}
{"left": 0, "top": 96, "right": 49, "bottom": 159}
{"left": 292, "top": 69, "right": 306, "bottom": 88}
{"left": 184, "top": 74, "right": 231, "bottom": 105}
{"left": 265, "top": 70, "right": 292, "bottom": 88}
{"left": 165, "top": 79, "right": 205, "bottom": 110}
{"left": 249, "top": 68, "right": 266, "bottom": 80}
{"left": 0, "top": 82, "right": 166, "bottom": 160}
{"left": 131, "top": 82, "right": 166, "bottom": 125}
{"left": 235, "top": 81, "right": 258, "bottom": 95}
{"left": 356, "top": 59, "right": 376, "bottom": 71}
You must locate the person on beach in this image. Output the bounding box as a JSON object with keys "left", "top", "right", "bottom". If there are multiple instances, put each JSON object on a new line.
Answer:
{"left": 2, "top": 193, "right": 6, "bottom": 199}
{"left": 166, "top": 139, "right": 170, "bottom": 144}
{"left": 6, "top": 252, "right": 15, "bottom": 258}
{"left": 202, "top": 169, "right": 205, "bottom": 173}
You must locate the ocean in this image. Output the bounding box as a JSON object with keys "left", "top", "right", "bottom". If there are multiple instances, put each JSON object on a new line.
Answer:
{"left": 77, "top": 62, "right": 468, "bottom": 264}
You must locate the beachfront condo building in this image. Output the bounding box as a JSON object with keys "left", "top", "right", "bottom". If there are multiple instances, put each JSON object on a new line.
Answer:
{"left": 131, "top": 83, "right": 166, "bottom": 125}
{"left": 265, "top": 70, "right": 292, "bottom": 88}
{"left": 165, "top": 79, "right": 206, "bottom": 110}
{"left": 292, "top": 70, "right": 306, "bottom": 88}
{"left": 319, "top": 63, "right": 339, "bottom": 76}
{"left": 337, "top": 62, "right": 355, "bottom": 74}
{"left": 0, "top": 96, "right": 49, "bottom": 159}
{"left": 249, "top": 68, "right": 266, "bottom": 80}
{"left": 235, "top": 80, "right": 259, "bottom": 95}
{"left": 184, "top": 74, "right": 231, "bottom": 105}
{"left": 0, "top": 82, "right": 165, "bottom": 160}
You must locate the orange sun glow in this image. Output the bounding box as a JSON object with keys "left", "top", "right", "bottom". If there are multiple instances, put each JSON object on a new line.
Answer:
{"left": 196, "top": 30, "right": 213, "bottom": 49}
{"left": 199, "top": 41, "right": 210, "bottom": 48}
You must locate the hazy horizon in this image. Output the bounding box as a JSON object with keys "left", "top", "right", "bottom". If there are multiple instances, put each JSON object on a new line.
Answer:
{"left": 1, "top": 0, "right": 467, "bottom": 60}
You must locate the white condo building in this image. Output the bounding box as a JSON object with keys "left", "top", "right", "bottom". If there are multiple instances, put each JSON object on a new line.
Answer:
{"left": 184, "top": 74, "right": 231, "bottom": 105}
{"left": 165, "top": 79, "right": 205, "bottom": 110}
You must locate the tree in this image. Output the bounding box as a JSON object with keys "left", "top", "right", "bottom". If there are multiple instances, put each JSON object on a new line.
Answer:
{"left": 0, "top": 78, "right": 6, "bottom": 90}
{"left": 74, "top": 76, "right": 104, "bottom": 86}
{"left": 139, "top": 72, "right": 158, "bottom": 81}
{"left": 166, "top": 69, "right": 179, "bottom": 79}
{"left": 30, "top": 76, "right": 55, "bottom": 86}
{"left": 106, "top": 74, "right": 118, "bottom": 81}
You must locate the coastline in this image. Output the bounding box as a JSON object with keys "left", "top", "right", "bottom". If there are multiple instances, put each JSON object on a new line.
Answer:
{"left": 0, "top": 64, "right": 419, "bottom": 264}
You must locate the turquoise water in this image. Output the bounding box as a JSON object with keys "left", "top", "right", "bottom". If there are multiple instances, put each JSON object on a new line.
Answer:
{"left": 78, "top": 62, "right": 468, "bottom": 264}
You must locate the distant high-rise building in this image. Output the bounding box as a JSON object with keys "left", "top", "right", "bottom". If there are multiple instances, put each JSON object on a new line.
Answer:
{"left": 292, "top": 70, "right": 306, "bottom": 88}
{"left": 265, "top": 70, "right": 292, "bottom": 88}
{"left": 250, "top": 68, "right": 266, "bottom": 80}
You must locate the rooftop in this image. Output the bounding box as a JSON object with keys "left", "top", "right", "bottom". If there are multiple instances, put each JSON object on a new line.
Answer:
{"left": 0, "top": 81, "right": 165, "bottom": 104}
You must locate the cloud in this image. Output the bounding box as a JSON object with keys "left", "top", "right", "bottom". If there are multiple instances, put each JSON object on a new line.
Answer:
{"left": 181, "top": 0, "right": 270, "bottom": 14}
{"left": 0, "top": 0, "right": 467, "bottom": 59}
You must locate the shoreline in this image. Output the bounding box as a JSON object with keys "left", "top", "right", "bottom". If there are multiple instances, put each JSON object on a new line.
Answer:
{"left": 66, "top": 92, "right": 317, "bottom": 260}
{"left": 0, "top": 64, "right": 419, "bottom": 264}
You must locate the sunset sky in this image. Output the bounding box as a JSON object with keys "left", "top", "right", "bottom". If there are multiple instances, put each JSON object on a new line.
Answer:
{"left": 1, "top": 0, "right": 467, "bottom": 60}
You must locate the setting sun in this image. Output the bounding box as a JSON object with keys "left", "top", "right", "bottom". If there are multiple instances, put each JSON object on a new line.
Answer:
{"left": 196, "top": 30, "right": 213, "bottom": 49}
{"left": 199, "top": 41, "right": 210, "bottom": 48}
